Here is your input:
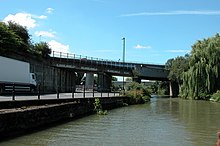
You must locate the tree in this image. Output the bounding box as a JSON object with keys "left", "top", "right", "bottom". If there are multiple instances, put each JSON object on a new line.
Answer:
{"left": 165, "top": 55, "right": 189, "bottom": 96}
{"left": 34, "top": 42, "right": 51, "bottom": 58}
{"left": 0, "top": 22, "right": 23, "bottom": 54}
{"left": 165, "top": 58, "right": 174, "bottom": 70}
{"left": 166, "top": 56, "right": 189, "bottom": 84}
{"left": 7, "top": 21, "right": 30, "bottom": 51}
{"left": 180, "top": 33, "right": 220, "bottom": 99}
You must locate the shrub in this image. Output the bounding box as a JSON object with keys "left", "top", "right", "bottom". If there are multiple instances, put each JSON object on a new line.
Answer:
{"left": 210, "top": 90, "right": 220, "bottom": 102}
{"left": 93, "top": 98, "right": 107, "bottom": 115}
{"left": 125, "top": 82, "right": 151, "bottom": 104}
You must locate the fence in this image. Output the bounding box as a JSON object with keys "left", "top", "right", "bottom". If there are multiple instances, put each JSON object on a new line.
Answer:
{"left": 0, "top": 84, "right": 122, "bottom": 101}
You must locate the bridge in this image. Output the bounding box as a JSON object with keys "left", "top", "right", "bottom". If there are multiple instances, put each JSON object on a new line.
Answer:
{"left": 51, "top": 51, "right": 167, "bottom": 78}
{"left": 47, "top": 51, "right": 169, "bottom": 92}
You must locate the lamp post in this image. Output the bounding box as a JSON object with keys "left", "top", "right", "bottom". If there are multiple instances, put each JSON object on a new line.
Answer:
{"left": 122, "top": 37, "right": 125, "bottom": 95}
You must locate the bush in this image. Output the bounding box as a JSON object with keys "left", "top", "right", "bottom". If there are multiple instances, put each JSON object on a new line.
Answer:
{"left": 93, "top": 98, "right": 107, "bottom": 115}
{"left": 142, "top": 96, "right": 151, "bottom": 102}
{"left": 210, "top": 90, "right": 220, "bottom": 102}
{"left": 125, "top": 82, "right": 151, "bottom": 104}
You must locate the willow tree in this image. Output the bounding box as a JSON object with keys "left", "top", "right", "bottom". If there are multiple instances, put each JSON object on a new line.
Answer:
{"left": 180, "top": 34, "right": 220, "bottom": 99}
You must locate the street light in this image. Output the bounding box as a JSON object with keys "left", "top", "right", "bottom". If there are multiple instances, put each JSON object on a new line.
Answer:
{"left": 122, "top": 37, "right": 126, "bottom": 95}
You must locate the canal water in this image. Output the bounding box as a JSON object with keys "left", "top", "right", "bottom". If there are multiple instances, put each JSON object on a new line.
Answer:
{"left": 1, "top": 96, "right": 220, "bottom": 146}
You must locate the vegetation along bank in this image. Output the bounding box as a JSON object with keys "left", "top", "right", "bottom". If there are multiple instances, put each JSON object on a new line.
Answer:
{"left": 166, "top": 33, "right": 220, "bottom": 102}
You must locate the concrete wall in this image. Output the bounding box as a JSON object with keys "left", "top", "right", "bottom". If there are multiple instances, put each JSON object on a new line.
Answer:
{"left": 135, "top": 66, "right": 169, "bottom": 80}
{"left": 30, "top": 63, "right": 76, "bottom": 93}
{"left": 85, "top": 73, "right": 94, "bottom": 89}
{"left": 97, "top": 73, "right": 112, "bottom": 92}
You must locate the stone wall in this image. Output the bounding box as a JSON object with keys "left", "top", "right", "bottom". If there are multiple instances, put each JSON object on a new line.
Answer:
{"left": 0, "top": 97, "right": 128, "bottom": 140}
{"left": 0, "top": 102, "right": 93, "bottom": 139}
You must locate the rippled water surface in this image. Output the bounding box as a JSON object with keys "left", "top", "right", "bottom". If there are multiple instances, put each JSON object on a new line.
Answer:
{"left": 1, "top": 96, "right": 220, "bottom": 146}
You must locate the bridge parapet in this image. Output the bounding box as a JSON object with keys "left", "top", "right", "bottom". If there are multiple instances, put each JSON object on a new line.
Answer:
{"left": 51, "top": 51, "right": 136, "bottom": 71}
{"left": 134, "top": 65, "right": 169, "bottom": 81}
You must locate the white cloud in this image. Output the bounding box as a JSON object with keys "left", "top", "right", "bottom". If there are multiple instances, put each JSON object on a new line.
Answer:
{"left": 134, "top": 44, "right": 151, "bottom": 49}
{"left": 46, "top": 8, "right": 54, "bottom": 14}
{"left": 167, "top": 49, "right": 190, "bottom": 53}
{"left": 37, "top": 15, "right": 47, "bottom": 19}
{"left": 121, "top": 10, "right": 220, "bottom": 17}
{"left": 3, "top": 12, "right": 48, "bottom": 29}
{"left": 35, "top": 31, "right": 56, "bottom": 38}
{"left": 48, "top": 40, "right": 70, "bottom": 53}
{"left": 3, "top": 12, "right": 37, "bottom": 29}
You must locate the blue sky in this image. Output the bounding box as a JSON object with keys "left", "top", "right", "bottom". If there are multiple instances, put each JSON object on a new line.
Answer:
{"left": 1, "top": 0, "right": 220, "bottom": 64}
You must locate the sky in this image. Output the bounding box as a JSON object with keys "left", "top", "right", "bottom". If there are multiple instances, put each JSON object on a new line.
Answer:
{"left": 1, "top": 0, "right": 220, "bottom": 65}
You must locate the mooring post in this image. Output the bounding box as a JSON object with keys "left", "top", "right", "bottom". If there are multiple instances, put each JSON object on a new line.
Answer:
{"left": 57, "top": 86, "right": 59, "bottom": 99}
{"left": 72, "top": 86, "right": 74, "bottom": 98}
{"left": 93, "top": 85, "right": 95, "bottom": 98}
{"left": 83, "top": 84, "right": 86, "bottom": 98}
{"left": 12, "top": 83, "right": 15, "bottom": 100}
{"left": 38, "top": 84, "right": 41, "bottom": 100}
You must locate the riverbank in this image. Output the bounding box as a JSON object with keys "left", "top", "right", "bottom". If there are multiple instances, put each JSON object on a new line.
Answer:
{"left": 1, "top": 97, "right": 218, "bottom": 146}
{"left": 0, "top": 97, "right": 132, "bottom": 140}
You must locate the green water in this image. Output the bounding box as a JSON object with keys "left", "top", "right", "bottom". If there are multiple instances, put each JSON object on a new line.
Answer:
{"left": 1, "top": 96, "right": 220, "bottom": 146}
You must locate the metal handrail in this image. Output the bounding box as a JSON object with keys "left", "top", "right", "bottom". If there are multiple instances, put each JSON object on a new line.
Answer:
{"left": 51, "top": 51, "right": 165, "bottom": 68}
{"left": 51, "top": 51, "right": 136, "bottom": 69}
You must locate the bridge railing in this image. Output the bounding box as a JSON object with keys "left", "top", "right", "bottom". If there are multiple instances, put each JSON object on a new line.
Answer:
{"left": 1, "top": 84, "right": 122, "bottom": 101}
{"left": 51, "top": 51, "right": 136, "bottom": 69}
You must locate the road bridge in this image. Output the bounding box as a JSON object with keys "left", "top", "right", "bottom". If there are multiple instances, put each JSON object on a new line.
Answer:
{"left": 50, "top": 51, "right": 169, "bottom": 92}
{"left": 51, "top": 51, "right": 168, "bottom": 78}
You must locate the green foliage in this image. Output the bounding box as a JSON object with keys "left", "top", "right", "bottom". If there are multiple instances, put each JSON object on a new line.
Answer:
{"left": 150, "top": 82, "right": 158, "bottom": 93}
{"left": 157, "top": 88, "right": 166, "bottom": 95}
{"left": 93, "top": 98, "right": 107, "bottom": 115}
{"left": 33, "top": 42, "right": 51, "bottom": 58}
{"left": 0, "top": 22, "right": 24, "bottom": 53}
{"left": 0, "top": 21, "right": 52, "bottom": 60}
{"left": 112, "top": 76, "right": 117, "bottom": 81}
{"left": 151, "top": 81, "right": 169, "bottom": 95}
{"left": 142, "top": 96, "right": 150, "bottom": 102}
{"left": 7, "top": 21, "right": 30, "bottom": 51}
{"left": 125, "top": 77, "right": 132, "bottom": 82}
{"left": 125, "top": 82, "right": 151, "bottom": 104}
{"left": 180, "top": 33, "right": 220, "bottom": 99}
{"left": 158, "top": 81, "right": 169, "bottom": 95}
{"left": 210, "top": 90, "right": 220, "bottom": 102}
{"left": 165, "top": 56, "right": 189, "bottom": 83}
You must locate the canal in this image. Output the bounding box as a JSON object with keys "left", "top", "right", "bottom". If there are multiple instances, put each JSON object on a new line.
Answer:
{"left": 1, "top": 96, "right": 220, "bottom": 146}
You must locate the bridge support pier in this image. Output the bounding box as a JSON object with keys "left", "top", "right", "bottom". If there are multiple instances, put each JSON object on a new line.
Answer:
{"left": 85, "top": 73, "right": 94, "bottom": 90}
{"left": 132, "top": 77, "right": 141, "bottom": 83}
{"left": 97, "top": 73, "right": 112, "bottom": 92}
{"left": 169, "top": 81, "right": 179, "bottom": 97}
{"left": 55, "top": 69, "right": 76, "bottom": 93}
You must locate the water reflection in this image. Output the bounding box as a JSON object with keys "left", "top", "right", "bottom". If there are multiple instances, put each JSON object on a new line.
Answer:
{"left": 0, "top": 97, "right": 219, "bottom": 146}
